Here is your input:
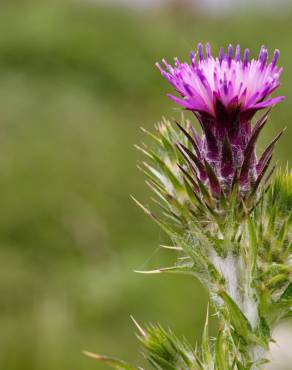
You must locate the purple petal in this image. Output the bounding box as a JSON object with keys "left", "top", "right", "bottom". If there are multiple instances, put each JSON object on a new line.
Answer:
{"left": 251, "top": 96, "right": 285, "bottom": 109}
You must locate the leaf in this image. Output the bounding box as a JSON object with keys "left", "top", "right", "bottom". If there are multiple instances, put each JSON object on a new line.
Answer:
{"left": 236, "top": 360, "right": 249, "bottom": 370}
{"left": 202, "top": 305, "right": 212, "bottom": 366}
{"left": 214, "top": 330, "right": 228, "bottom": 370}
{"left": 140, "top": 126, "right": 161, "bottom": 144}
{"left": 267, "top": 205, "right": 277, "bottom": 236}
{"left": 131, "top": 195, "right": 183, "bottom": 240}
{"left": 160, "top": 131, "right": 177, "bottom": 162}
{"left": 134, "top": 144, "right": 153, "bottom": 160}
{"left": 280, "top": 283, "right": 292, "bottom": 301}
{"left": 264, "top": 270, "right": 289, "bottom": 294}
{"left": 277, "top": 220, "right": 288, "bottom": 244}
{"left": 131, "top": 196, "right": 158, "bottom": 222}
{"left": 257, "top": 317, "right": 270, "bottom": 344}
{"left": 140, "top": 324, "right": 198, "bottom": 370}
{"left": 150, "top": 150, "right": 184, "bottom": 193}
{"left": 244, "top": 204, "right": 258, "bottom": 274}
{"left": 219, "top": 290, "right": 265, "bottom": 347}
{"left": 83, "top": 352, "right": 137, "bottom": 370}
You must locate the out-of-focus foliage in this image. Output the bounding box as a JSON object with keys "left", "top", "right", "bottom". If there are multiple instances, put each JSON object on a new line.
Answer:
{"left": 0, "top": 1, "right": 291, "bottom": 370}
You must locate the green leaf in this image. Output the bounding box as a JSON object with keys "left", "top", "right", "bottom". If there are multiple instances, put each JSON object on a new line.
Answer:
{"left": 140, "top": 324, "right": 198, "bottom": 370}
{"left": 257, "top": 316, "right": 271, "bottom": 345}
{"left": 140, "top": 126, "right": 161, "bottom": 144}
{"left": 201, "top": 305, "right": 212, "bottom": 366}
{"left": 243, "top": 203, "right": 258, "bottom": 275}
{"left": 277, "top": 220, "right": 288, "bottom": 244}
{"left": 150, "top": 150, "right": 184, "bottom": 194}
{"left": 214, "top": 330, "right": 228, "bottom": 370}
{"left": 218, "top": 290, "right": 266, "bottom": 347}
{"left": 280, "top": 283, "right": 292, "bottom": 301}
{"left": 160, "top": 130, "right": 177, "bottom": 162}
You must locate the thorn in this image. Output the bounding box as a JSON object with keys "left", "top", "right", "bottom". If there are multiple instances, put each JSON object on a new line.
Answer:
{"left": 134, "top": 144, "right": 151, "bottom": 157}
{"left": 160, "top": 244, "right": 183, "bottom": 250}
{"left": 82, "top": 351, "right": 103, "bottom": 360}
{"left": 130, "top": 315, "right": 147, "bottom": 337}
{"left": 241, "top": 199, "right": 249, "bottom": 215}
{"left": 133, "top": 268, "right": 161, "bottom": 274}
{"left": 130, "top": 195, "right": 155, "bottom": 219}
{"left": 205, "top": 303, "right": 210, "bottom": 327}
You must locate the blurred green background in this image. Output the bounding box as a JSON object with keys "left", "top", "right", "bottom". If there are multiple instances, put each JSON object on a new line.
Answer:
{"left": 0, "top": 1, "right": 291, "bottom": 369}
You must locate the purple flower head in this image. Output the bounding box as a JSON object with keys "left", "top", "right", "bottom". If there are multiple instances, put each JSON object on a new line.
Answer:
{"left": 156, "top": 43, "right": 284, "bottom": 121}
{"left": 157, "top": 44, "right": 285, "bottom": 204}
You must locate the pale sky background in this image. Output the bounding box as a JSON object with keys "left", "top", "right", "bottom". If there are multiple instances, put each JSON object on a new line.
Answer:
{"left": 94, "top": 0, "right": 292, "bottom": 14}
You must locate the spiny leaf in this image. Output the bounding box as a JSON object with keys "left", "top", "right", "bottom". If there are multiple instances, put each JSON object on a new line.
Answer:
{"left": 149, "top": 150, "right": 184, "bottom": 193}
{"left": 277, "top": 220, "right": 288, "bottom": 244}
{"left": 280, "top": 283, "right": 292, "bottom": 301}
{"left": 202, "top": 304, "right": 212, "bottom": 366}
{"left": 267, "top": 205, "right": 277, "bottom": 236}
{"left": 140, "top": 324, "right": 198, "bottom": 370}
{"left": 214, "top": 329, "right": 228, "bottom": 370}
{"left": 267, "top": 273, "right": 290, "bottom": 290}
{"left": 131, "top": 196, "right": 158, "bottom": 222}
{"left": 218, "top": 290, "right": 265, "bottom": 347}
{"left": 134, "top": 144, "right": 153, "bottom": 159}
{"left": 159, "top": 131, "right": 178, "bottom": 162}
{"left": 131, "top": 196, "right": 183, "bottom": 239}
{"left": 243, "top": 203, "right": 258, "bottom": 275}
{"left": 140, "top": 126, "right": 161, "bottom": 144}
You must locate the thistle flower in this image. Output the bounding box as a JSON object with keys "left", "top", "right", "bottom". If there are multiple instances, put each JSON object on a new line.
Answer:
{"left": 156, "top": 43, "right": 283, "bottom": 120}
{"left": 156, "top": 44, "right": 284, "bottom": 200}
